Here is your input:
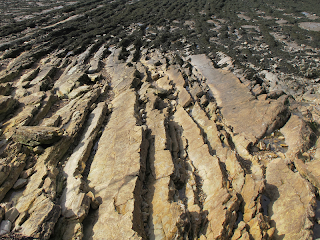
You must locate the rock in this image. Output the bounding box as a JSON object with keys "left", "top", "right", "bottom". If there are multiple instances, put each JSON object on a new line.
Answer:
{"left": 266, "top": 158, "right": 315, "bottom": 239}
{"left": 20, "top": 168, "right": 35, "bottom": 179}
{"left": 2, "top": 92, "right": 46, "bottom": 135}
{"left": 165, "top": 68, "right": 193, "bottom": 107}
{"left": 11, "top": 126, "right": 64, "bottom": 147}
{"left": 173, "top": 106, "right": 240, "bottom": 239}
{"left": 0, "top": 44, "right": 49, "bottom": 83}
{"left": 0, "top": 207, "right": 4, "bottom": 223}
{"left": 0, "top": 83, "right": 12, "bottom": 96}
{"left": 189, "top": 82, "right": 204, "bottom": 99}
{"left": 251, "top": 84, "right": 264, "bottom": 96}
{"left": 15, "top": 137, "right": 72, "bottom": 215}
{"left": 29, "top": 65, "right": 55, "bottom": 87}
{"left": 154, "top": 76, "right": 173, "bottom": 95}
{"left": 0, "top": 96, "right": 17, "bottom": 121}
{"left": 280, "top": 114, "right": 314, "bottom": 160}
{"left": 86, "top": 192, "right": 100, "bottom": 210}
{"left": 86, "top": 88, "right": 147, "bottom": 239}
{"left": 33, "top": 146, "right": 44, "bottom": 155}
{"left": 88, "top": 44, "right": 106, "bottom": 74}
{"left": 5, "top": 207, "right": 19, "bottom": 223}
{"left": 19, "top": 194, "right": 61, "bottom": 240}
{"left": 144, "top": 106, "right": 187, "bottom": 239}
{"left": 190, "top": 54, "right": 289, "bottom": 158}
{"left": 267, "top": 90, "right": 284, "bottom": 99}
{"left": 87, "top": 73, "right": 102, "bottom": 82}
{"left": 0, "top": 154, "right": 26, "bottom": 202}
{"left": 13, "top": 179, "right": 28, "bottom": 190}
{"left": 68, "top": 85, "right": 91, "bottom": 99}
{"left": 16, "top": 68, "right": 40, "bottom": 87}
{"left": 0, "top": 220, "right": 12, "bottom": 236}
{"left": 241, "top": 173, "right": 264, "bottom": 223}
{"left": 191, "top": 102, "right": 245, "bottom": 193}
{"left": 30, "top": 92, "right": 57, "bottom": 126}
{"left": 59, "top": 102, "right": 106, "bottom": 238}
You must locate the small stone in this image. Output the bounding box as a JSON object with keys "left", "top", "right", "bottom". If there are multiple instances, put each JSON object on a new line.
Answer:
{"left": 257, "top": 141, "right": 267, "bottom": 151}
{"left": 0, "top": 220, "right": 11, "bottom": 235}
{"left": 13, "top": 179, "right": 28, "bottom": 190}
{"left": 33, "top": 146, "right": 44, "bottom": 154}
{"left": 200, "top": 95, "right": 208, "bottom": 106}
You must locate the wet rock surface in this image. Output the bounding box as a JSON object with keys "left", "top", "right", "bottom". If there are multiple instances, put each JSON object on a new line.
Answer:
{"left": 0, "top": 46, "right": 319, "bottom": 240}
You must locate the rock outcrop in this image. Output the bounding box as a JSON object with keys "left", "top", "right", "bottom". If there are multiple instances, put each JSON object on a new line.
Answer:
{"left": 0, "top": 46, "right": 318, "bottom": 240}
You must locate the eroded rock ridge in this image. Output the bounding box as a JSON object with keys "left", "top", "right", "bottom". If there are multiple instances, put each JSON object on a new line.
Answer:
{"left": 0, "top": 47, "right": 319, "bottom": 240}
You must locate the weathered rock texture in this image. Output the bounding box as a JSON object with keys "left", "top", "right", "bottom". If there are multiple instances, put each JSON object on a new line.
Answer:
{"left": 0, "top": 47, "right": 318, "bottom": 240}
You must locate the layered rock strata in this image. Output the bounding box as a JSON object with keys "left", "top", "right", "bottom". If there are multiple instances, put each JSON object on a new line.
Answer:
{"left": 0, "top": 47, "right": 318, "bottom": 240}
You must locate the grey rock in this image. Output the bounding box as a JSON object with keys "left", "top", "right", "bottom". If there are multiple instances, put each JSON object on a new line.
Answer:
{"left": 13, "top": 179, "right": 28, "bottom": 190}
{"left": 0, "top": 220, "right": 11, "bottom": 235}
{"left": 5, "top": 207, "right": 19, "bottom": 223}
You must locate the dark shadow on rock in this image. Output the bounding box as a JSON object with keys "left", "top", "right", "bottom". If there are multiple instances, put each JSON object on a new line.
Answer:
{"left": 264, "top": 183, "right": 284, "bottom": 239}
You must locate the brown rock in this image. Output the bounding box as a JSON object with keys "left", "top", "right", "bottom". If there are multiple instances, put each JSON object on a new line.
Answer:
{"left": 0, "top": 154, "right": 26, "bottom": 202}
{"left": 19, "top": 194, "right": 61, "bottom": 240}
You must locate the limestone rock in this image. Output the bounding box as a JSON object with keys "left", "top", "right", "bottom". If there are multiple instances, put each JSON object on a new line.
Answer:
{"left": 266, "top": 158, "right": 315, "bottom": 239}
{"left": 19, "top": 194, "right": 61, "bottom": 240}
{"left": 190, "top": 54, "right": 289, "bottom": 156}
{"left": 0, "top": 154, "right": 26, "bottom": 202}
{"left": 145, "top": 108, "right": 187, "bottom": 239}
{"left": 88, "top": 44, "right": 106, "bottom": 74}
{"left": 60, "top": 102, "right": 107, "bottom": 238}
{"left": 165, "top": 68, "right": 193, "bottom": 107}
{"left": 86, "top": 88, "right": 147, "bottom": 239}
{"left": 280, "top": 114, "right": 314, "bottom": 160}
{"left": 173, "top": 106, "right": 239, "bottom": 239}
